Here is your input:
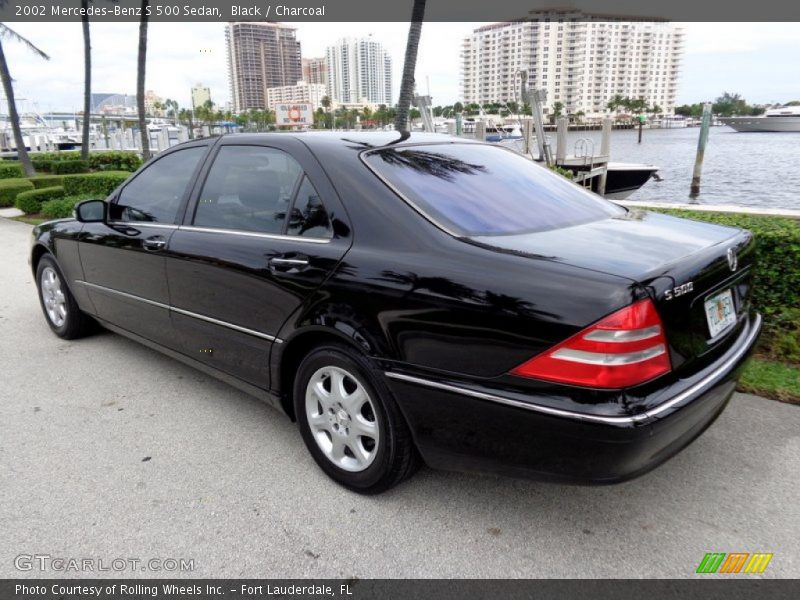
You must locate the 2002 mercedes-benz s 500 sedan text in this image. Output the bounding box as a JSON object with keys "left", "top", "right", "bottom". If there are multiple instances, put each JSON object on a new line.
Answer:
{"left": 31, "top": 133, "right": 761, "bottom": 493}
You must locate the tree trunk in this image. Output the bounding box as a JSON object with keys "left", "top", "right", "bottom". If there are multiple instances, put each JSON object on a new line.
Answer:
{"left": 137, "top": 0, "right": 150, "bottom": 160}
{"left": 0, "top": 39, "right": 35, "bottom": 176}
{"left": 393, "top": 0, "right": 426, "bottom": 135}
{"left": 81, "top": 0, "right": 91, "bottom": 161}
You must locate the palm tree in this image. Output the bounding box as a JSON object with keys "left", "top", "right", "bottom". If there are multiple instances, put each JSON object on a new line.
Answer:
{"left": 394, "top": 0, "right": 426, "bottom": 136}
{"left": 136, "top": 0, "right": 150, "bottom": 159}
{"left": 80, "top": 0, "right": 91, "bottom": 161}
{"left": 0, "top": 25, "right": 49, "bottom": 177}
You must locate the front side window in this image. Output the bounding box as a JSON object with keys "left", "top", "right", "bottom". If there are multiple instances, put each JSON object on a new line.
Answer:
{"left": 193, "top": 146, "right": 303, "bottom": 235}
{"left": 111, "top": 146, "right": 206, "bottom": 223}
{"left": 364, "top": 143, "right": 623, "bottom": 236}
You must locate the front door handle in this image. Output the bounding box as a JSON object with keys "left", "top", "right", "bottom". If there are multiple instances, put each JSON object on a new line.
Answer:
{"left": 268, "top": 256, "right": 310, "bottom": 271}
{"left": 142, "top": 236, "right": 167, "bottom": 251}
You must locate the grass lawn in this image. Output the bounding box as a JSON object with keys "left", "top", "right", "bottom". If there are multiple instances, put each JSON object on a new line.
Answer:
{"left": 739, "top": 358, "right": 800, "bottom": 404}
{"left": 12, "top": 214, "right": 48, "bottom": 226}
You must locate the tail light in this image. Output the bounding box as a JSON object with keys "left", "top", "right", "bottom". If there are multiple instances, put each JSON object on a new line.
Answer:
{"left": 510, "top": 299, "right": 671, "bottom": 389}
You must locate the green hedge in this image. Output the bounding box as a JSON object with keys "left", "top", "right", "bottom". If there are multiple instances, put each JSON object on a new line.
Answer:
{"left": 88, "top": 151, "right": 142, "bottom": 172}
{"left": 29, "top": 174, "right": 65, "bottom": 189}
{"left": 14, "top": 186, "right": 65, "bottom": 215}
{"left": 40, "top": 194, "right": 96, "bottom": 220}
{"left": 0, "top": 178, "right": 34, "bottom": 207}
{"left": 31, "top": 158, "right": 54, "bottom": 172}
{"left": 653, "top": 209, "right": 800, "bottom": 315}
{"left": 62, "top": 171, "right": 130, "bottom": 196}
{"left": 0, "top": 162, "right": 23, "bottom": 179}
{"left": 51, "top": 159, "right": 90, "bottom": 174}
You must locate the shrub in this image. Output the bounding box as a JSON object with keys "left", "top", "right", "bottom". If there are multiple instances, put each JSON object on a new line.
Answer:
{"left": 88, "top": 151, "right": 142, "bottom": 172}
{"left": 14, "top": 186, "right": 65, "bottom": 215}
{"left": 29, "top": 175, "right": 65, "bottom": 189}
{"left": 51, "top": 159, "right": 90, "bottom": 174}
{"left": 31, "top": 158, "right": 54, "bottom": 172}
{"left": 62, "top": 171, "right": 131, "bottom": 196}
{"left": 653, "top": 209, "right": 800, "bottom": 316}
{"left": 0, "top": 178, "right": 34, "bottom": 207}
{"left": 0, "top": 162, "right": 23, "bottom": 179}
{"left": 40, "top": 194, "right": 96, "bottom": 220}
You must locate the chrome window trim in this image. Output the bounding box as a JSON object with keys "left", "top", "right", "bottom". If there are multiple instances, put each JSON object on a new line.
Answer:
{"left": 178, "top": 225, "right": 331, "bottom": 244}
{"left": 385, "top": 313, "right": 760, "bottom": 425}
{"left": 74, "top": 280, "right": 283, "bottom": 343}
{"left": 107, "top": 221, "right": 180, "bottom": 230}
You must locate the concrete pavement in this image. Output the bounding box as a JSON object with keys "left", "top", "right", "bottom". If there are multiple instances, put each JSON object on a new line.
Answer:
{"left": 0, "top": 216, "right": 798, "bottom": 578}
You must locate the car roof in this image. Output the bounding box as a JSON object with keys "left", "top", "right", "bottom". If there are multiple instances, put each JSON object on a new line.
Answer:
{"left": 216, "top": 131, "right": 480, "bottom": 151}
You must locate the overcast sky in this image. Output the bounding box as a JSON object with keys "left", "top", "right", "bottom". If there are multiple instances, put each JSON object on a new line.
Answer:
{"left": 3, "top": 21, "right": 800, "bottom": 114}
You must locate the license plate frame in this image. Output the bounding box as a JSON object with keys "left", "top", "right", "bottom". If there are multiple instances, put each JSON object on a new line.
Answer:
{"left": 704, "top": 288, "right": 736, "bottom": 339}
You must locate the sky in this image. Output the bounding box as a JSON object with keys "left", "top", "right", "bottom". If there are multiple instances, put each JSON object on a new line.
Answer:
{"left": 2, "top": 21, "right": 800, "bottom": 115}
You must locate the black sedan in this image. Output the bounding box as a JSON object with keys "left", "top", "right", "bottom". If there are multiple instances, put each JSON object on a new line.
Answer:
{"left": 30, "top": 133, "right": 761, "bottom": 494}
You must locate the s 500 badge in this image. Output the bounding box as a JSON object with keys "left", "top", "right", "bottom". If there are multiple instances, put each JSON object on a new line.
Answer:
{"left": 665, "top": 282, "right": 694, "bottom": 301}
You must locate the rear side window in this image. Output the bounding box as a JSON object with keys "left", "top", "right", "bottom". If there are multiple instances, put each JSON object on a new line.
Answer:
{"left": 363, "top": 143, "right": 623, "bottom": 236}
{"left": 194, "top": 145, "right": 303, "bottom": 234}
{"left": 112, "top": 146, "right": 206, "bottom": 223}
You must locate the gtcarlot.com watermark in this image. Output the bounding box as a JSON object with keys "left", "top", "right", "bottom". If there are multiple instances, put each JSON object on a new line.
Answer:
{"left": 14, "top": 554, "right": 195, "bottom": 573}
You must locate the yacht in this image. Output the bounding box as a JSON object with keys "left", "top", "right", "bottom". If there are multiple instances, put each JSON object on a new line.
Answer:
{"left": 720, "top": 106, "right": 800, "bottom": 132}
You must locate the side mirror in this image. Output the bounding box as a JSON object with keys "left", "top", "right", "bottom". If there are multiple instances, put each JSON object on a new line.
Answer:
{"left": 74, "top": 199, "right": 107, "bottom": 223}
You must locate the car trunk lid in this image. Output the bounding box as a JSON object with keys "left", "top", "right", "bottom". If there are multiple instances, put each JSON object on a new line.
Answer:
{"left": 470, "top": 210, "right": 756, "bottom": 375}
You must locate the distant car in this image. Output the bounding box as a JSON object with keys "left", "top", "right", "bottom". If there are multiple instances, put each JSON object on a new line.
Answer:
{"left": 30, "top": 133, "right": 761, "bottom": 494}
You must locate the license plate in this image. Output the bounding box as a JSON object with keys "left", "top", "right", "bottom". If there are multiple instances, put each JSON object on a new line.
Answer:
{"left": 704, "top": 289, "right": 736, "bottom": 339}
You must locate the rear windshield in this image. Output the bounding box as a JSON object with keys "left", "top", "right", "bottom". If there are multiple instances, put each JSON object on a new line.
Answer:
{"left": 363, "top": 143, "right": 624, "bottom": 236}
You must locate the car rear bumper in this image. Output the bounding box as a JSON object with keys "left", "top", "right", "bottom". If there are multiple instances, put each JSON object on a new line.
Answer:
{"left": 384, "top": 312, "right": 761, "bottom": 483}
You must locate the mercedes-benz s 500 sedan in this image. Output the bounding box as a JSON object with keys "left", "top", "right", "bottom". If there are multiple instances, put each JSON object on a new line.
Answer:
{"left": 31, "top": 133, "right": 761, "bottom": 493}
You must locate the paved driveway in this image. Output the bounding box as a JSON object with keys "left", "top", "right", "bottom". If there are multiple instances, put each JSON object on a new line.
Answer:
{"left": 1, "top": 217, "right": 798, "bottom": 578}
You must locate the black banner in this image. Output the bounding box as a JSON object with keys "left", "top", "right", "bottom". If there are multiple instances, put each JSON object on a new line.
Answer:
{"left": 0, "top": 0, "right": 799, "bottom": 22}
{"left": 2, "top": 579, "right": 800, "bottom": 600}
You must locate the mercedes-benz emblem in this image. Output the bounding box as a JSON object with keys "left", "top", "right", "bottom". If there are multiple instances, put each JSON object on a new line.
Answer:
{"left": 727, "top": 247, "right": 738, "bottom": 272}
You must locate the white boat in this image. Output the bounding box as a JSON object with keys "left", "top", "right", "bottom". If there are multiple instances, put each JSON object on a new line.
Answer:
{"left": 658, "top": 115, "right": 689, "bottom": 129}
{"left": 719, "top": 106, "right": 800, "bottom": 132}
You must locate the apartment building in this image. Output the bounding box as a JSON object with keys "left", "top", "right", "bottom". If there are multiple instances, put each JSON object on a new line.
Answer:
{"left": 191, "top": 83, "right": 211, "bottom": 110}
{"left": 460, "top": 9, "right": 684, "bottom": 116}
{"left": 326, "top": 37, "right": 392, "bottom": 105}
{"left": 226, "top": 22, "right": 302, "bottom": 112}
{"left": 265, "top": 82, "right": 327, "bottom": 110}
{"left": 302, "top": 57, "right": 327, "bottom": 86}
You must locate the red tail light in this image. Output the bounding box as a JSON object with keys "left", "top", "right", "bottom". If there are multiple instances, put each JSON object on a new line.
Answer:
{"left": 510, "top": 299, "right": 672, "bottom": 389}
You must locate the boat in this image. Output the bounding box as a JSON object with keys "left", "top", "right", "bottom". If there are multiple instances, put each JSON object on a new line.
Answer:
{"left": 719, "top": 106, "right": 800, "bottom": 132}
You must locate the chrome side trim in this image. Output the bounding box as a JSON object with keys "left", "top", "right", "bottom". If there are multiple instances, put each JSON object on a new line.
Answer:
{"left": 384, "top": 372, "right": 647, "bottom": 425}
{"left": 169, "top": 305, "right": 282, "bottom": 343}
{"left": 178, "top": 225, "right": 331, "bottom": 244}
{"left": 385, "top": 313, "right": 761, "bottom": 425}
{"left": 74, "top": 280, "right": 283, "bottom": 343}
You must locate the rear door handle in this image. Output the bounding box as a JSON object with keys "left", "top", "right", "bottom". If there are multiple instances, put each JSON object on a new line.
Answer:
{"left": 142, "top": 236, "right": 167, "bottom": 251}
{"left": 268, "top": 256, "right": 309, "bottom": 271}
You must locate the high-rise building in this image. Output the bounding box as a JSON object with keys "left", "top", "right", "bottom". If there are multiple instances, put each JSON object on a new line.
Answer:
{"left": 302, "top": 57, "right": 327, "bottom": 86}
{"left": 191, "top": 83, "right": 211, "bottom": 110}
{"left": 460, "top": 9, "right": 685, "bottom": 116}
{"left": 144, "top": 90, "right": 163, "bottom": 116}
{"left": 226, "top": 22, "right": 302, "bottom": 113}
{"left": 265, "top": 82, "right": 327, "bottom": 110}
{"left": 325, "top": 37, "right": 392, "bottom": 105}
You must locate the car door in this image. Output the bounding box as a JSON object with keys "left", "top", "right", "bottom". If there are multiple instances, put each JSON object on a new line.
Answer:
{"left": 163, "top": 137, "right": 352, "bottom": 389}
{"left": 77, "top": 142, "right": 210, "bottom": 349}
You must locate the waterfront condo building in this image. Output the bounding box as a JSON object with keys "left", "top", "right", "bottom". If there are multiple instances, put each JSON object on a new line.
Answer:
{"left": 302, "top": 57, "right": 328, "bottom": 86}
{"left": 265, "top": 82, "right": 327, "bottom": 110}
{"left": 460, "top": 8, "right": 684, "bottom": 117}
{"left": 226, "top": 22, "right": 302, "bottom": 113}
{"left": 325, "top": 37, "right": 392, "bottom": 105}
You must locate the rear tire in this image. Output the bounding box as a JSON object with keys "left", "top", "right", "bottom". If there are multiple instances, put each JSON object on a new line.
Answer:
{"left": 36, "top": 255, "right": 95, "bottom": 340}
{"left": 294, "top": 343, "right": 419, "bottom": 494}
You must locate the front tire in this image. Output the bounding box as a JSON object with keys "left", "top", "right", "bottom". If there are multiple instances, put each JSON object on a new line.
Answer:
{"left": 294, "top": 344, "right": 419, "bottom": 494}
{"left": 36, "top": 255, "right": 94, "bottom": 339}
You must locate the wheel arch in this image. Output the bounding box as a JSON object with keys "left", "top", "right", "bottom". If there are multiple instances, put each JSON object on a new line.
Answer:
{"left": 273, "top": 326, "right": 382, "bottom": 421}
{"left": 30, "top": 242, "right": 52, "bottom": 275}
